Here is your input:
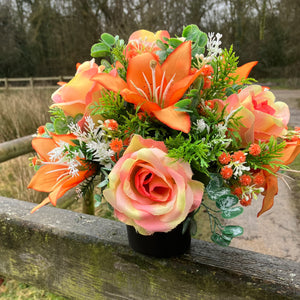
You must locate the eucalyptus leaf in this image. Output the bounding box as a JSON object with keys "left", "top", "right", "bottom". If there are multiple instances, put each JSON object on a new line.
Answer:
{"left": 101, "top": 59, "right": 112, "bottom": 70}
{"left": 73, "top": 113, "right": 83, "bottom": 123}
{"left": 156, "top": 50, "right": 168, "bottom": 62}
{"left": 182, "top": 217, "right": 191, "bottom": 234}
{"left": 45, "top": 122, "right": 55, "bottom": 132}
{"left": 206, "top": 173, "right": 224, "bottom": 189}
{"left": 94, "top": 194, "right": 102, "bottom": 207}
{"left": 91, "top": 43, "right": 110, "bottom": 57}
{"left": 168, "top": 38, "right": 183, "bottom": 48}
{"left": 182, "top": 24, "right": 201, "bottom": 42}
{"left": 101, "top": 33, "right": 115, "bottom": 46}
{"left": 211, "top": 233, "right": 231, "bottom": 246}
{"left": 206, "top": 187, "right": 231, "bottom": 201}
{"left": 189, "top": 217, "right": 197, "bottom": 236}
{"left": 222, "top": 225, "right": 244, "bottom": 237}
{"left": 53, "top": 119, "right": 68, "bottom": 134}
{"left": 197, "top": 32, "right": 208, "bottom": 47}
{"left": 97, "top": 179, "right": 109, "bottom": 188}
{"left": 221, "top": 207, "right": 244, "bottom": 219}
{"left": 216, "top": 194, "right": 238, "bottom": 210}
{"left": 156, "top": 39, "right": 167, "bottom": 50}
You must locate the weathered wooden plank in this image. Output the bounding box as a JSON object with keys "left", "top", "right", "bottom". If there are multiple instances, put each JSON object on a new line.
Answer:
{"left": 0, "top": 76, "right": 72, "bottom": 90}
{"left": 0, "top": 196, "right": 298, "bottom": 299}
{"left": 0, "top": 135, "right": 33, "bottom": 163}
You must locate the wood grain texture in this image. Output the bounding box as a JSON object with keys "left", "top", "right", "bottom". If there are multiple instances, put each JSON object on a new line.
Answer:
{"left": 0, "top": 197, "right": 298, "bottom": 299}
{"left": 0, "top": 135, "right": 33, "bottom": 162}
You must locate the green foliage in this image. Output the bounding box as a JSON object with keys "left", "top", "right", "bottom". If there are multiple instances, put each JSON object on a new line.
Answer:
{"left": 48, "top": 107, "right": 83, "bottom": 135}
{"left": 182, "top": 24, "right": 208, "bottom": 58}
{"left": 205, "top": 46, "right": 255, "bottom": 100}
{"left": 247, "top": 137, "right": 287, "bottom": 173}
{"left": 203, "top": 173, "right": 244, "bottom": 246}
{"left": 90, "top": 34, "right": 127, "bottom": 80}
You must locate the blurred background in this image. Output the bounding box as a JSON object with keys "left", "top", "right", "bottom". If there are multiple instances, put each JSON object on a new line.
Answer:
{"left": 0, "top": 0, "right": 299, "bottom": 84}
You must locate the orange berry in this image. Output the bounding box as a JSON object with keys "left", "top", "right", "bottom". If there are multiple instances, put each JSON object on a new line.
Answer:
{"left": 233, "top": 187, "right": 243, "bottom": 197}
{"left": 104, "top": 119, "right": 118, "bottom": 131}
{"left": 37, "top": 126, "right": 45, "bottom": 135}
{"left": 110, "top": 138, "right": 123, "bottom": 153}
{"left": 253, "top": 174, "right": 265, "bottom": 186}
{"left": 240, "top": 197, "right": 252, "bottom": 206}
{"left": 249, "top": 144, "right": 261, "bottom": 156}
{"left": 232, "top": 151, "right": 246, "bottom": 163}
{"left": 218, "top": 152, "right": 231, "bottom": 165}
{"left": 220, "top": 166, "right": 233, "bottom": 179}
{"left": 239, "top": 174, "right": 252, "bottom": 186}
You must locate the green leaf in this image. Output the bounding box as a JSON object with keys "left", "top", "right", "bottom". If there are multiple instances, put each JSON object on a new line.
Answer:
{"left": 156, "top": 39, "right": 167, "bottom": 50}
{"left": 206, "top": 187, "right": 231, "bottom": 201}
{"left": 192, "top": 46, "right": 205, "bottom": 56}
{"left": 73, "top": 113, "right": 83, "bottom": 124}
{"left": 216, "top": 194, "right": 238, "bottom": 210}
{"left": 45, "top": 122, "right": 54, "bottom": 133}
{"left": 168, "top": 38, "right": 183, "bottom": 48}
{"left": 97, "top": 178, "right": 109, "bottom": 188}
{"left": 182, "top": 24, "right": 207, "bottom": 48}
{"left": 34, "top": 164, "right": 42, "bottom": 172}
{"left": 221, "top": 207, "right": 244, "bottom": 219}
{"left": 53, "top": 119, "right": 68, "bottom": 134}
{"left": 156, "top": 50, "right": 168, "bottom": 62}
{"left": 189, "top": 217, "right": 197, "bottom": 236}
{"left": 175, "top": 99, "right": 191, "bottom": 108}
{"left": 182, "top": 216, "right": 191, "bottom": 234}
{"left": 101, "top": 59, "right": 112, "bottom": 70}
{"left": 211, "top": 233, "right": 231, "bottom": 246}
{"left": 94, "top": 194, "right": 102, "bottom": 207}
{"left": 222, "top": 225, "right": 244, "bottom": 237}
{"left": 197, "top": 32, "right": 208, "bottom": 47}
{"left": 207, "top": 173, "right": 224, "bottom": 189}
{"left": 182, "top": 24, "right": 200, "bottom": 41}
{"left": 91, "top": 43, "right": 110, "bottom": 57}
{"left": 101, "top": 33, "right": 115, "bottom": 46}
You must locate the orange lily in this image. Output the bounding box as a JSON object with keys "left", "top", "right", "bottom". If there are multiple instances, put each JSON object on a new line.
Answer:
{"left": 257, "top": 138, "right": 300, "bottom": 217}
{"left": 233, "top": 61, "right": 258, "bottom": 84}
{"left": 93, "top": 41, "right": 201, "bottom": 133}
{"left": 28, "top": 133, "right": 96, "bottom": 213}
{"left": 126, "top": 29, "right": 170, "bottom": 60}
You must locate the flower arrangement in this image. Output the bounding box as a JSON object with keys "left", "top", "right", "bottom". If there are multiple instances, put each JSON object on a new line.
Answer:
{"left": 28, "top": 25, "right": 300, "bottom": 246}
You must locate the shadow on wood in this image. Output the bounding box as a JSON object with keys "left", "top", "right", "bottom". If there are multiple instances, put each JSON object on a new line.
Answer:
{"left": 0, "top": 197, "right": 298, "bottom": 299}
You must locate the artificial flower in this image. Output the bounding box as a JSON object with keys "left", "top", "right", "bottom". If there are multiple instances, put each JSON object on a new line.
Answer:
{"left": 103, "top": 135, "right": 204, "bottom": 235}
{"left": 51, "top": 59, "right": 104, "bottom": 124}
{"left": 28, "top": 132, "right": 96, "bottom": 213}
{"left": 93, "top": 41, "right": 201, "bottom": 133}
{"left": 213, "top": 85, "right": 290, "bottom": 146}
{"left": 126, "top": 29, "right": 170, "bottom": 60}
{"left": 28, "top": 24, "right": 300, "bottom": 247}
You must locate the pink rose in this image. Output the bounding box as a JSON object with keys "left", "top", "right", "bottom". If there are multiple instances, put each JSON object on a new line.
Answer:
{"left": 103, "top": 135, "right": 204, "bottom": 235}
{"left": 213, "top": 85, "right": 290, "bottom": 146}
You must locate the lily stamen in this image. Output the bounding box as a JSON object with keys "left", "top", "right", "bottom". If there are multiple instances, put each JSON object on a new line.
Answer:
{"left": 130, "top": 79, "right": 150, "bottom": 101}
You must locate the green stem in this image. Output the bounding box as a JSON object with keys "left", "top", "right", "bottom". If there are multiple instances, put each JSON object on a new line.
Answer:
{"left": 82, "top": 186, "right": 95, "bottom": 215}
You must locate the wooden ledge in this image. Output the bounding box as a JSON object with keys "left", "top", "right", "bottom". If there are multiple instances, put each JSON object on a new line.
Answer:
{"left": 0, "top": 196, "right": 299, "bottom": 299}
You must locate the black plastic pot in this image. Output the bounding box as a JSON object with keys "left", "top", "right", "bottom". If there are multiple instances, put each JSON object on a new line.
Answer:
{"left": 126, "top": 221, "right": 191, "bottom": 258}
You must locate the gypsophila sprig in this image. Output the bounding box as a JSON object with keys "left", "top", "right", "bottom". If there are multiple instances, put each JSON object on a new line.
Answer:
{"left": 28, "top": 24, "right": 300, "bottom": 249}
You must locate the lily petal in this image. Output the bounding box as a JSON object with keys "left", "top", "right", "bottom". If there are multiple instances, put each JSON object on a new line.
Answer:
{"left": 92, "top": 73, "right": 127, "bottom": 93}
{"left": 161, "top": 41, "right": 192, "bottom": 82}
{"left": 153, "top": 106, "right": 191, "bottom": 133}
